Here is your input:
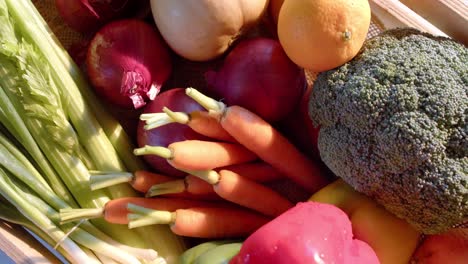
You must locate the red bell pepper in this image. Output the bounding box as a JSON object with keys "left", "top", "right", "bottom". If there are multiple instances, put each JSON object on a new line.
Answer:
{"left": 230, "top": 201, "right": 380, "bottom": 264}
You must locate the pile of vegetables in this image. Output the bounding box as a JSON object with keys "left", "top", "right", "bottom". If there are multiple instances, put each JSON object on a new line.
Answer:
{"left": 0, "top": 0, "right": 184, "bottom": 263}
{"left": 0, "top": 0, "right": 466, "bottom": 264}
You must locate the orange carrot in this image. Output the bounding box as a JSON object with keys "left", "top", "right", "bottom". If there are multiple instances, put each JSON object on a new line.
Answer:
{"left": 219, "top": 162, "right": 284, "bottom": 183}
{"left": 185, "top": 88, "right": 330, "bottom": 193}
{"left": 147, "top": 174, "right": 215, "bottom": 197}
{"left": 59, "top": 197, "right": 228, "bottom": 225}
{"left": 146, "top": 162, "right": 283, "bottom": 198}
{"left": 134, "top": 140, "right": 258, "bottom": 171}
{"left": 131, "top": 170, "right": 175, "bottom": 193}
{"left": 184, "top": 175, "right": 213, "bottom": 195}
{"left": 89, "top": 170, "right": 219, "bottom": 200}
{"left": 89, "top": 170, "right": 176, "bottom": 192}
{"left": 128, "top": 205, "right": 271, "bottom": 238}
{"left": 178, "top": 169, "right": 294, "bottom": 217}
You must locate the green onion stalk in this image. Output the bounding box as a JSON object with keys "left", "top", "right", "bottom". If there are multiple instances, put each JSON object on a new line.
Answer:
{"left": 0, "top": 197, "right": 71, "bottom": 262}
{"left": 0, "top": 168, "right": 153, "bottom": 264}
{"left": 0, "top": 168, "right": 92, "bottom": 263}
{"left": 0, "top": 131, "right": 162, "bottom": 263}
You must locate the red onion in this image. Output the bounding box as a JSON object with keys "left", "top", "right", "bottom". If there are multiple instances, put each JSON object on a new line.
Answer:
{"left": 137, "top": 88, "right": 208, "bottom": 177}
{"left": 55, "top": 0, "right": 150, "bottom": 34}
{"left": 205, "top": 37, "right": 306, "bottom": 123}
{"left": 86, "top": 19, "right": 172, "bottom": 109}
{"left": 278, "top": 84, "right": 320, "bottom": 159}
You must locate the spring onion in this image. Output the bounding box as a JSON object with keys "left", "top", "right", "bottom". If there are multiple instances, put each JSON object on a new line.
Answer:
{"left": 0, "top": 130, "right": 162, "bottom": 263}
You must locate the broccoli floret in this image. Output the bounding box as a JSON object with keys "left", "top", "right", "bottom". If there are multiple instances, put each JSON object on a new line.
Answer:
{"left": 308, "top": 28, "right": 467, "bottom": 234}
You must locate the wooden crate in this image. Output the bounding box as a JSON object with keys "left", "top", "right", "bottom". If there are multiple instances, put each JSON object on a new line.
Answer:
{"left": 0, "top": 0, "right": 466, "bottom": 263}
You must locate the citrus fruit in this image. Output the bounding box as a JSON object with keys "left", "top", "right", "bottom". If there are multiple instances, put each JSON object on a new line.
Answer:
{"left": 277, "top": 0, "right": 371, "bottom": 72}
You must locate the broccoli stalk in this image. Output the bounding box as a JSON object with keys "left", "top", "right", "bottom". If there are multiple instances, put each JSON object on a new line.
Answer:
{"left": 309, "top": 28, "right": 467, "bottom": 234}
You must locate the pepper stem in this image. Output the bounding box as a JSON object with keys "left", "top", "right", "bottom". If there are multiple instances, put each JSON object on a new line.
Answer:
{"left": 146, "top": 180, "right": 186, "bottom": 197}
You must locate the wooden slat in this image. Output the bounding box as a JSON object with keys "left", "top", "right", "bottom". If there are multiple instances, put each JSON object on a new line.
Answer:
{"left": 369, "top": 0, "right": 449, "bottom": 37}
{"left": 400, "top": 0, "right": 468, "bottom": 45}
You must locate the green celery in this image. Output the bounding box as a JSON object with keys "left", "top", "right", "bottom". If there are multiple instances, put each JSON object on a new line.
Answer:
{"left": 6, "top": 0, "right": 138, "bottom": 177}
{"left": 0, "top": 130, "right": 50, "bottom": 189}
{"left": 21, "top": 0, "right": 147, "bottom": 173}
{"left": 0, "top": 27, "right": 76, "bottom": 206}
{"left": 0, "top": 25, "right": 140, "bottom": 244}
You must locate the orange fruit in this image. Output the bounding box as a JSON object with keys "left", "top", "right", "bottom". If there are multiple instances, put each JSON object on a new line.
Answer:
{"left": 278, "top": 0, "right": 371, "bottom": 72}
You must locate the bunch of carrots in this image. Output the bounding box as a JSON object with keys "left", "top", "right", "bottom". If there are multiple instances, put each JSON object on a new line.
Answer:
{"left": 60, "top": 88, "right": 331, "bottom": 239}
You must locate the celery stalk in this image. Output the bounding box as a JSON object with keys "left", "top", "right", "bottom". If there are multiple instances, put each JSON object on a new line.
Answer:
{"left": 0, "top": 134, "right": 69, "bottom": 210}
{"left": 21, "top": 0, "right": 147, "bottom": 173}
{"left": 0, "top": 21, "right": 141, "bottom": 245}
{"left": 0, "top": 64, "right": 76, "bottom": 207}
{"left": 7, "top": 0, "right": 142, "bottom": 176}
{"left": 0, "top": 131, "right": 50, "bottom": 189}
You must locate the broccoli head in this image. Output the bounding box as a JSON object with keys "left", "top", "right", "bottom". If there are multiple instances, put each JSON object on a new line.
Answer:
{"left": 308, "top": 28, "right": 467, "bottom": 234}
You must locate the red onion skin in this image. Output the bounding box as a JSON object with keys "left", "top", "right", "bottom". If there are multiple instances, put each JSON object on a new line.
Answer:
{"left": 55, "top": 0, "right": 151, "bottom": 34}
{"left": 136, "top": 88, "right": 209, "bottom": 177}
{"left": 55, "top": 0, "right": 101, "bottom": 34}
{"left": 86, "top": 19, "right": 172, "bottom": 109}
{"left": 205, "top": 37, "right": 306, "bottom": 123}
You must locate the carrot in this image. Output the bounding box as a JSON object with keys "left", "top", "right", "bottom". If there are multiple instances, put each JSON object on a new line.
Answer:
{"left": 147, "top": 174, "right": 215, "bottom": 197}
{"left": 127, "top": 205, "right": 271, "bottom": 238}
{"left": 178, "top": 169, "right": 294, "bottom": 217}
{"left": 185, "top": 88, "right": 330, "bottom": 193}
{"left": 89, "top": 170, "right": 175, "bottom": 192}
{"left": 147, "top": 163, "right": 284, "bottom": 199}
{"left": 219, "top": 162, "right": 284, "bottom": 183}
{"left": 134, "top": 140, "right": 258, "bottom": 171}
{"left": 90, "top": 170, "right": 220, "bottom": 201}
{"left": 59, "top": 197, "right": 228, "bottom": 225}
{"left": 131, "top": 170, "right": 174, "bottom": 193}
